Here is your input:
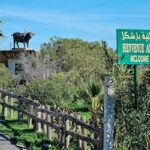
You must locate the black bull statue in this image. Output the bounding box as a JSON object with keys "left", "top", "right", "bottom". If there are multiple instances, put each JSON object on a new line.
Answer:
{"left": 12, "top": 32, "right": 35, "bottom": 49}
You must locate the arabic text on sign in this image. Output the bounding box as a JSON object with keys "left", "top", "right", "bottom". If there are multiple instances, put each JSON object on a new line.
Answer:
{"left": 122, "top": 31, "right": 150, "bottom": 41}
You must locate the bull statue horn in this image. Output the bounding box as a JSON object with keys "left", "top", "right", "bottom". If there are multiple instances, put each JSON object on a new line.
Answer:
{"left": 24, "top": 28, "right": 28, "bottom": 33}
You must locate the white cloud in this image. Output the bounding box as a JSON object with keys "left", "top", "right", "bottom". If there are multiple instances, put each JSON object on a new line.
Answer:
{"left": 1, "top": 5, "right": 150, "bottom": 50}
{"left": 0, "top": 6, "right": 108, "bottom": 34}
{"left": 1, "top": 6, "right": 150, "bottom": 34}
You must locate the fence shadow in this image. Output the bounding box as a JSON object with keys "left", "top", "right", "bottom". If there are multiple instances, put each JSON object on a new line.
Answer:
{"left": 0, "top": 132, "right": 26, "bottom": 150}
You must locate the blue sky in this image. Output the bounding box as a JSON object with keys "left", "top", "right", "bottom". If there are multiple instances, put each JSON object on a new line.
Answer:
{"left": 1, "top": 0, "right": 150, "bottom": 50}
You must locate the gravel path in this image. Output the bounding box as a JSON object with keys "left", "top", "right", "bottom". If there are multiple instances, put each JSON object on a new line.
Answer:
{"left": 0, "top": 132, "right": 26, "bottom": 150}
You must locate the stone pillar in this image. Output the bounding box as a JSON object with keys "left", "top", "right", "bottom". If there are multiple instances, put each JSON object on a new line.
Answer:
{"left": 104, "top": 76, "right": 114, "bottom": 150}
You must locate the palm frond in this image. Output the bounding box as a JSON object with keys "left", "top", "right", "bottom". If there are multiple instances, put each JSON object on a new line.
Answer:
{"left": 87, "top": 79, "right": 101, "bottom": 97}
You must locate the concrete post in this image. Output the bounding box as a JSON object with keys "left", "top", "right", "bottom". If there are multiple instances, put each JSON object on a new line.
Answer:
{"left": 104, "top": 76, "right": 114, "bottom": 150}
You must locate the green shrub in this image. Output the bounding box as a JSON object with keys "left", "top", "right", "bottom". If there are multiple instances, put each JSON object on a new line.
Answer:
{"left": 114, "top": 98, "right": 150, "bottom": 149}
{"left": 79, "top": 77, "right": 104, "bottom": 121}
{"left": 25, "top": 73, "right": 78, "bottom": 108}
{"left": 0, "top": 63, "right": 12, "bottom": 89}
{"left": 112, "top": 63, "right": 150, "bottom": 149}
{"left": 5, "top": 37, "right": 148, "bottom": 149}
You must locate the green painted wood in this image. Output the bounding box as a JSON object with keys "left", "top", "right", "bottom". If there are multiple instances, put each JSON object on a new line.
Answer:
{"left": 134, "top": 65, "right": 138, "bottom": 109}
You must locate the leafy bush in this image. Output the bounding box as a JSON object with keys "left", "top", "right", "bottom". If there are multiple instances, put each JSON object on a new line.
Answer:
{"left": 25, "top": 73, "right": 78, "bottom": 108}
{"left": 40, "top": 37, "right": 114, "bottom": 81}
{"left": 0, "top": 63, "right": 12, "bottom": 89}
{"left": 40, "top": 38, "right": 149, "bottom": 149}
{"left": 111, "top": 63, "right": 150, "bottom": 149}
{"left": 10, "top": 37, "right": 149, "bottom": 149}
{"left": 114, "top": 98, "right": 150, "bottom": 149}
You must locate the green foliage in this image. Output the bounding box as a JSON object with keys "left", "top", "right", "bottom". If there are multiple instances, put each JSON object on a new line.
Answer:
{"left": 83, "top": 77, "right": 103, "bottom": 121}
{"left": 40, "top": 37, "right": 114, "bottom": 80}
{"left": 86, "top": 78, "right": 102, "bottom": 98}
{"left": 25, "top": 73, "right": 77, "bottom": 108}
{"left": 0, "top": 118, "right": 55, "bottom": 149}
{"left": 111, "top": 62, "right": 150, "bottom": 149}
{"left": 0, "top": 21, "right": 5, "bottom": 38}
{"left": 0, "top": 100, "right": 89, "bottom": 150}
{"left": 0, "top": 63, "right": 13, "bottom": 89}
{"left": 8, "top": 36, "right": 150, "bottom": 149}
{"left": 114, "top": 99, "right": 150, "bottom": 149}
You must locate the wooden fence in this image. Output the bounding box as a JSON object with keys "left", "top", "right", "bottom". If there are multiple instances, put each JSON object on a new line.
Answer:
{"left": 0, "top": 89, "right": 103, "bottom": 150}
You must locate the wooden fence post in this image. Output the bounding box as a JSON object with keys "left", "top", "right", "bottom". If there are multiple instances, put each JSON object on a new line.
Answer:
{"left": 94, "top": 122, "right": 98, "bottom": 150}
{"left": 0, "top": 90, "right": 2, "bottom": 117}
{"left": 58, "top": 110, "right": 62, "bottom": 145}
{"left": 42, "top": 106, "right": 47, "bottom": 135}
{"left": 10, "top": 95, "right": 13, "bottom": 118}
{"left": 98, "top": 128, "right": 104, "bottom": 150}
{"left": 1, "top": 94, "right": 4, "bottom": 116}
{"left": 64, "top": 116, "right": 70, "bottom": 149}
{"left": 0, "top": 90, "right": 1, "bottom": 100}
{"left": 46, "top": 105, "right": 52, "bottom": 140}
{"left": 35, "top": 105, "right": 42, "bottom": 132}
{"left": 0, "top": 91, "right": 1, "bottom": 115}
{"left": 104, "top": 76, "right": 114, "bottom": 150}
{"left": 76, "top": 114, "right": 82, "bottom": 149}
{"left": 3, "top": 95, "right": 8, "bottom": 117}
{"left": 18, "top": 100, "right": 23, "bottom": 123}
{"left": 61, "top": 115, "right": 65, "bottom": 147}
{"left": 33, "top": 100, "right": 38, "bottom": 130}
{"left": 0, "top": 89, "right": 106, "bottom": 149}
{"left": 28, "top": 103, "right": 33, "bottom": 128}
{"left": 81, "top": 116, "right": 87, "bottom": 150}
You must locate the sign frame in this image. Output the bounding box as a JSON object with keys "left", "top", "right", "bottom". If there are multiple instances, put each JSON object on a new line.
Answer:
{"left": 117, "top": 29, "right": 150, "bottom": 65}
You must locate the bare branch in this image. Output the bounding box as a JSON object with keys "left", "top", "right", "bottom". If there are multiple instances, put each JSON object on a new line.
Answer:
{"left": 16, "top": 52, "right": 61, "bottom": 80}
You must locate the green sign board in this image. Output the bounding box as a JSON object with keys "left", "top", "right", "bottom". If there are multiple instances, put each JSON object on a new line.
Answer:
{"left": 117, "top": 29, "right": 150, "bottom": 65}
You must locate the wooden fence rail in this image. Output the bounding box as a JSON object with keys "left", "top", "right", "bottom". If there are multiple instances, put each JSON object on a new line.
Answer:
{"left": 0, "top": 89, "right": 103, "bottom": 150}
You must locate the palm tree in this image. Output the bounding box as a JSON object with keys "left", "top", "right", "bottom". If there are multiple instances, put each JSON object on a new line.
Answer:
{"left": 85, "top": 78, "right": 103, "bottom": 121}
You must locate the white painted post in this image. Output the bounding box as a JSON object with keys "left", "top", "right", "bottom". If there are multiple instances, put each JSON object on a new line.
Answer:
{"left": 104, "top": 76, "right": 114, "bottom": 150}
